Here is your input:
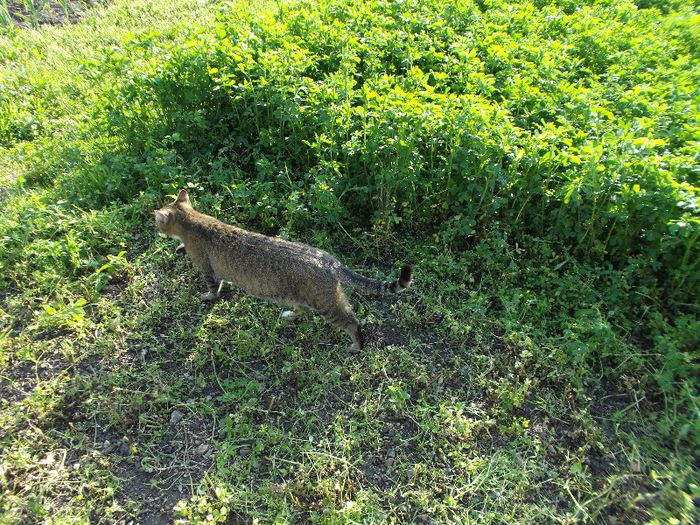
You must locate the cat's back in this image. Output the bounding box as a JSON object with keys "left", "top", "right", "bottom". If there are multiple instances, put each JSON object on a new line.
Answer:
{"left": 194, "top": 212, "right": 339, "bottom": 275}
{"left": 181, "top": 210, "right": 245, "bottom": 248}
{"left": 235, "top": 228, "right": 338, "bottom": 272}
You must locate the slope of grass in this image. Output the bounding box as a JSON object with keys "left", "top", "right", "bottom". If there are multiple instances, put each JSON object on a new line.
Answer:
{"left": 0, "top": 0, "right": 698, "bottom": 523}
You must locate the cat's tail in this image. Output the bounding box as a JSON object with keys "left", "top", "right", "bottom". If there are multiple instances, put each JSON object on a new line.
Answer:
{"left": 338, "top": 265, "right": 413, "bottom": 295}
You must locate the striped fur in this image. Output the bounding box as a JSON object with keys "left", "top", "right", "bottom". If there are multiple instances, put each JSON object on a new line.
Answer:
{"left": 155, "top": 190, "right": 414, "bottom": 350}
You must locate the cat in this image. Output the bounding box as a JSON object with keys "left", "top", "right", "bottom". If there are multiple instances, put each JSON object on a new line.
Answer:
{"left": 154, "top": 190, "right": 413, "bottom": 350}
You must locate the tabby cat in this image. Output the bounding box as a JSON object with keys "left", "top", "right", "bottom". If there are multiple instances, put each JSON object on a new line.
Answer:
{"left": 155, "top": 190, "right": 412, "bottom": 350}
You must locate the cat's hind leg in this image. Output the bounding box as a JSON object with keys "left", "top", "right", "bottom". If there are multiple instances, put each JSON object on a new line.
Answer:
{"left": 343, "top": 321, "right": 363, "bottom": 352}
{"left": 316, "top": 284, "right": 363, "bottom": 351}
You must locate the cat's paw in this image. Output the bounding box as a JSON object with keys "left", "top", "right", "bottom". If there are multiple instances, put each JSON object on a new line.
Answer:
{"left": 175, "top": 243, "right": 186, "bottom": 255}
{"left": 200, "top": 291, "right": 220, "bottom": 302}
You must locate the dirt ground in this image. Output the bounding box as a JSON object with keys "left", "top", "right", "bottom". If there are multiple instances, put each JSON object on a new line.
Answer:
{"left": 4, "top": 1, "right": 106, "bottom": 28}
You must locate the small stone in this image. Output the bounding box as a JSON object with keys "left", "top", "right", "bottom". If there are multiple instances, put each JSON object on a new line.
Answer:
{"left": 102, "top": 440, "right": 113, "bottom": 452}
{"left": 119, "top": 442, "right": 130, "bottom": 456}
{"left": 387, "top": 449, "right": 396, "bottom": 458}
{"left": 170, "top": 410, "right": 184, "bottom": 425}
{"left": 238, "top": 446, "right": 251, "bottom": 458}
{"left": 195, "top": 443, "right": 209, "bottom": 455}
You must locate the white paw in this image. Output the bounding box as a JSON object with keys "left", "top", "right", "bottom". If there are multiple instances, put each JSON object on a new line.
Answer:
{"left": 200, "top": 292, "right": 220, "bottom": 302}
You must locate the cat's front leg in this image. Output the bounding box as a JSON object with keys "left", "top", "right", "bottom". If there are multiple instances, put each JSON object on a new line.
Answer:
{"left": 200, "top": 273, "right": 221, "bottom": 302}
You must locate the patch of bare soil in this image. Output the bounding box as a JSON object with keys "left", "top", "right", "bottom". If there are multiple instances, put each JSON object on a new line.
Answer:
{"left": 4, "top": 1, "right": 106, "bottom": 28}
{"left": 109, "top": 412, "right": 216, "bottom": 524}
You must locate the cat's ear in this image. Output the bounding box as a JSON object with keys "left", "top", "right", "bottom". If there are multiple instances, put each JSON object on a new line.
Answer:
{"left": 176, "top": 189, "right": 190, "bottom": 204}
{"left": 155, "top": 209, "right": 171, "bottom": 225}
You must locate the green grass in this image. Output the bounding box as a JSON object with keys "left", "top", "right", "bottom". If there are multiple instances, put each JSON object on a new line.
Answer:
{"left": 0, "top": 0, "right": 698, "bottom": 523}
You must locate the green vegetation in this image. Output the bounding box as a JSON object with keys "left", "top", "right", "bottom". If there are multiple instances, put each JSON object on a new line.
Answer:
{"left": 1, "top": 0, "right": 698, "bottom": 522}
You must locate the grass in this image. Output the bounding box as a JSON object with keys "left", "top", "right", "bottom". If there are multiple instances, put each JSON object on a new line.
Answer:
{"left": 0, "top": 0, "right": 698, "bottom": 523}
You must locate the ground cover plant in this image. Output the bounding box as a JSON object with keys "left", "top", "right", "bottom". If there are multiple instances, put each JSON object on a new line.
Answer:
{"left": 0, "top": 0, "right": 698, "bottom": 522}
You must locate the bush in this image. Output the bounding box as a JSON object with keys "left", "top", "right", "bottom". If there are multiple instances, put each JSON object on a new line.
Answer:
{"left": 88, "top": 0, "right": 699, "bottom": 302}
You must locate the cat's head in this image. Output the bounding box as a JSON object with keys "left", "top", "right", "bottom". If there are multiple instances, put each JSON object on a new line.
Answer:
{"left": 154, "top": 189, "right": 191, "bottom": 235}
